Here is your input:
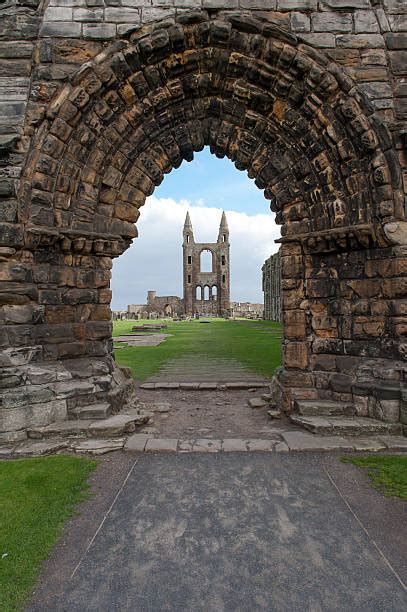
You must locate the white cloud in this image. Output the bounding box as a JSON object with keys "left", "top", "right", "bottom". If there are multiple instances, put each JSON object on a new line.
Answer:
{"left": 111, "top": 196, "right": 280, "bottom": 310}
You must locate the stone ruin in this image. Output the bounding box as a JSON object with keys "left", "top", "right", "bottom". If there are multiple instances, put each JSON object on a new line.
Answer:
{"left": 183, "top": 211, "right": 231, "bottom": 317}
{"left": 0, "top": 1, "right": 407, "bottom": 442}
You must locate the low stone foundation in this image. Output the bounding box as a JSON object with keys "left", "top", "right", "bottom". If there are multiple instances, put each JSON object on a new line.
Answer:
{"left": 272, "top": 360, "right": 407, "bottom": 434}
{"left": 0, "top": 357, "right": 136, "bottom": 443}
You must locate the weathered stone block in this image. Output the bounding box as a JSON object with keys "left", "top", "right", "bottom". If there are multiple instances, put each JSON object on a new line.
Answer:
{"left": 290, "top": 11, "right": 310, "bottom": 33}
{"left": 41, "top": 22, "right": 82, "bottom": 37}
{"left": 284, "top": 310, "right": 306, "bottom": 338}
{"left": 354, "top": 10, "right": 379, "bottom": 33}
{"left": 312, "top": 13, "right": 352, "bottom": 33}
{"left": 277, "top": 0, "right": 316, "bottom": 9}
{"left": 336, "top": 34, "right": 385, "bottom": 48}
{"left": 104, "top": 8, "right": 141, "bottom": 22}
{"left": 284, "top": 342, "right": 309, "bottom": 369}
{"left": 83, "top": 24, "right": 116, "bottom": 40}
{"left": 320, "top": 0, "right": 369, "bottom": 7}
{"left": 0, "top": 406, "right": 27, "bottom": 433}
{"left": 27, "top": 399, "right": 67, "bottom": 428}
{"left": 389, "top": 51, "right": 407, "bottom": 75}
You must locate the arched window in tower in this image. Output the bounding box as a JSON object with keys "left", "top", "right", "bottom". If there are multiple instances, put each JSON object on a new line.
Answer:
{"left": 221, "top": 255, "right": 226, "bottom": 266}
{"left": 203, "top": 286, "right": 210, "bottom": 301}
{"left": 200, "top": 249, "right": 213, "bottom": 273}
{"left": 222, "top": 235, "right": 226, "bottom": 242}
{"left": 212, "top": 285, "right": 218, "bottom": 301}
{"left": 196, "top": 286, "right": 202, "bottom": 301}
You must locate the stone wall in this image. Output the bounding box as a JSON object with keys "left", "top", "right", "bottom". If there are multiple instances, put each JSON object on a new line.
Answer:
{"left": 0, "top": 2, "right": 406, "bottom": 440}
{"left": 263, "top": 250, "right": 282, "bottom": 322}
{"left": 146, "top": 291, "right": 184, "bottom": 316}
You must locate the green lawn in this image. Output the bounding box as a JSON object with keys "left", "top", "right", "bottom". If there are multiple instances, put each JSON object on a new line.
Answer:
{"left": 342, "top": 455, "right": 407, "bottom": 501}
{"left": 0, "top": 455, "right": 97, "bottom": 611}
{"left": 113, "top": 318, "right": 283, "bottom": 381}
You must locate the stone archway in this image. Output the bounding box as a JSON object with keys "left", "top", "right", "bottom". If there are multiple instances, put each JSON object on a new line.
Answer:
{"left": 1, "top": 11, "right": 406, "bottom": 441}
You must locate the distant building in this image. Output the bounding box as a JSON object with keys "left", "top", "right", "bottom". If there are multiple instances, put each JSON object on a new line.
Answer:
{"left": 183, "top": 211, "right": 230, "bottom": 316}
{"left": 126, "top": 211, "right": 232, "bottom": 319}
{"left": 230, "top": 302, "right": 263, "bottom": 319}
{"left": 262, "top": 251, "right": 282, "bottom": 322}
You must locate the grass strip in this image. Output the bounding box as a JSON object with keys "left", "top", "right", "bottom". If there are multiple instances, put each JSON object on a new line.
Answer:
{"left": 113, "top": 318, "right": 282, "bottom": 381}
{"left": 342, "top": 455, "right": 407, "bottom": 501}
{"left": 0, "top": 455, "right": 97, "bottom": 611}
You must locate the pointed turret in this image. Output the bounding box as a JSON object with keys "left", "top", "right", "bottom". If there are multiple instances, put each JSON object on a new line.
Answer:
{"left": 218, "top": 211, "right": 229, "bottom": 243}
{"left": 183, "top": 211, "right": 194, "bottom": 244}
{"left": 184, "top": 211, "right": 192, "bottom": 230}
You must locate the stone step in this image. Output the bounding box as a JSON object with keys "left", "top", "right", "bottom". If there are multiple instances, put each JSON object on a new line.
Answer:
{"left": 290, "top": 415, "right": 402, "bottom": 437}
{"left": 27, "top": 411, "right": 150, "bottom": 440}
{"left": 70, "top": 402, "right": 111, "bottom": 420}
{"left": 294, "top": 399, "right": 355, "bottom": 417}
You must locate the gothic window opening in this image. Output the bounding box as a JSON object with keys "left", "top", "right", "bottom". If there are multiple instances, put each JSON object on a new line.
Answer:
{"left": 200, "top": 250, "right": 213, "bottom": 273}
{"left": 204, "top": 286, "right": 210, "bottom": 301}
{"left": 187, "top": 255, "right": 192, "bottom": 264}
{"left": 212, "top": 285, "right": 218, "bottom": 301}
{"left": 196, "top": 286, "right": 202, "bottom": 300}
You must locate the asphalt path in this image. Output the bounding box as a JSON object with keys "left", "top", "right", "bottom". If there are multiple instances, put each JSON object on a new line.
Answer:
{"left": 27, "top": 453, "right": 407, "bottom": 611}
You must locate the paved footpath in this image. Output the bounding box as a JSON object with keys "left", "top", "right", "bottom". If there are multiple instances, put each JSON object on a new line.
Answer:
{"left": 28, "top": 454, "right": 407, "bottom": 611}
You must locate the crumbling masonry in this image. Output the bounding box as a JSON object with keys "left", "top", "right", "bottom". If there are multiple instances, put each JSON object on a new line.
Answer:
{"left": 0, "top": 1, "right": 407, "bottom": 441}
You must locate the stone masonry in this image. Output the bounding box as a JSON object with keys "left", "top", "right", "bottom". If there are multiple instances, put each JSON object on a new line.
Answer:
{"left": 263, "top": 249, "right": 282, "bottom": 322}
{"left": 183, "top": 211, "right": 230, "bottom": 316}
{"left": 0, "top": 1, "right": 407, "bottom": 441}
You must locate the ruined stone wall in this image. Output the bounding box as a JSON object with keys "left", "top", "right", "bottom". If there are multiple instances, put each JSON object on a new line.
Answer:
{"left": 147, "top": 293, "right": 184, "bottom": 315}
{"left": 0, "top": 2, "right": 406, "bottom": 441}
{"left": 263, "top": 250, "right": 282, "bottom": 322}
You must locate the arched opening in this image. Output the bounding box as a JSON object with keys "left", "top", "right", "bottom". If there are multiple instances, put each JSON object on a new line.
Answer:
{"left": 196, "top": 286, "right": 202, "bottom": 301}
{"left": 200, "top": 250, "right": 213, "bottom": 273}
{"left": 203, "top": 286, "right": 210, "bottom": 301}
{"left": 1, "top": 11, "right": 402, "bottom": 440}
{"left": 212, "top": 286, "right": 218, "bottom": 301}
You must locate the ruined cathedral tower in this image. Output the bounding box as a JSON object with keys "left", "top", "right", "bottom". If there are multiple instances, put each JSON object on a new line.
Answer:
{"left": 183, "top": 212, "right": 230, "bottom": 317}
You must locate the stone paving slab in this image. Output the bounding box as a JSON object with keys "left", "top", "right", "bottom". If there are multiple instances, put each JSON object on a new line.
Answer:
{"left": 124, "top": 434, "right": 150, "bottom": 453}
{"left": 145, "top": 438, "right": 179, "bottom": 453}
{"left": 1, "top": 434, "right": 407, "bottom": 457}
{"left": 115, "top": 333, "right": 172, "bottom": 347}
{"left": 282, "top": 431, "right": 354, "bottom": 452}
{"left": 71, "top": 438, "right": 125, "bottom": 455}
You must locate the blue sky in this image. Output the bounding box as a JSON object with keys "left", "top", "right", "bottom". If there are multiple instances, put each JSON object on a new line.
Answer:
{"left": 111, "top": 148, "right": 280, "bottom": 309}
{"left": 155, "top": 148, "right": 268, "bottom": 215}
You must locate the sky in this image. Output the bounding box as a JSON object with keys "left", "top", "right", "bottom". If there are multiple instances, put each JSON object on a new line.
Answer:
{"left": 111, "top": 148, "right": 280, "bottom": 310}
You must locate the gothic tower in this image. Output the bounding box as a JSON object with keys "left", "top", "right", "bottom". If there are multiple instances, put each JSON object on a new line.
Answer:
{"left": 183, "top": 212, "right": 230, "bottom": 317}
